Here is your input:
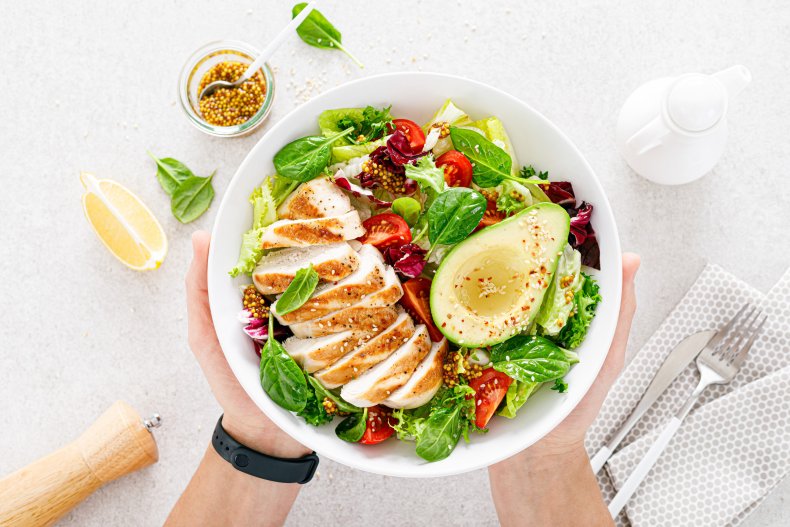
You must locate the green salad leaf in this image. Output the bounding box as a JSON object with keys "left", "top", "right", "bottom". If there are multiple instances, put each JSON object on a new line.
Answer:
{"left": 536, "top": 245, "right": 583, "bottom": 336}
{"left": 557, "top": 273, "right": 602, "bottom": 349}
{"left": 276, "top": 265, "right": 319, "bottom": 315}
{"left": 427, "top": 187, "right": 486, "bottom": 250}
{"left": 307, "top": 375, "right": 359, "bottom": 414}
{"left": 337, "top": 106, "right": 392, "bottom": 144}
{"left": 148, "top": 152, "right": 193, "bottom": 196}
{"left": 293, "top": 3, "right": 364, "bottom": 68}
{"left": 297, "top": 377, "right": 334, "bottom": 426}
{"left": 259, "top": 317, "right": 309, "bottom": 412}
{"left": 405, "top": 155, "right": 447, "bottom": 196}
{"left": 490, "top": 335, "right": 577, "bottom": 384}
{"left": 335, "top": 409, "right": 368, "bottom": 442}
{"left": 171, "top": 173, "right": 215, "bottom": 223}
{"left": 497, "top": 380, "right": 540, "bottom": 419}
{"left": 496, "top": 179, "right": 533, "bottom": 215}
{"left": 449, "top": 127, "right": 512, "bottom": 188}
{"left": 274, "top": 128, "right": 354, "bottom": 182}
{"left": 392, "top": 197, "right": 422, "bottom": 226}
{"left": 551, "top": 378, "right": 569, "bottom": 393}
{"left": 520, "top": 165, "right": 549, "bottom": 180}
{"left": 414, "top": 385, "right": 477, "bottom": 462}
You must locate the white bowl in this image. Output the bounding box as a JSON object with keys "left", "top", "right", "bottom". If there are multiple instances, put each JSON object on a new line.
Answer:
{"left": 208, "top": 72, "right": 622, "bottom": 478}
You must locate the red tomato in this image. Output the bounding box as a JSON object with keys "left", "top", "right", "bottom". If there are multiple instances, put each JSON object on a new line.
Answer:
{"left": 359, "top": 213, "right": 412, "bottom": 250}
{"left": 391, "top": 118, "right": 426, "bottom": 152}
{"left": 400, "top": 277, "right": 444, "bottom": 342}
{"left": 436, "top": 150, "right": 473, "bottom": 187}
{"left": 360, "top": 405, "right": 396, "bottom": 445}
{"left": 468, "top": 368, "right": 513, "bottom": 428}
{"left": 475, "top": 200, "right": 506, "bottom": 231}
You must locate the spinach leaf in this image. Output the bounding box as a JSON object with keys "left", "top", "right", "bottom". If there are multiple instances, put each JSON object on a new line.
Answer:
{"left": 490, "top": 335, "right": 572, "bottom": 384}
{"left": 427, "top": 187, "right": 486, "bottom": 248}
{"left": 392, "top": 197, "right": 422, "bottom": 226}
{"left": 171, "top": 174, "right": 215, "bottom": 223}
{"left": 276, "top": 265, "right": 319, "bottom": 315}
{"left": 259, "top": 317, "right": 309, "bottom": 412}
{"left": 337, "top": 105, "right": 393, "bottom": 144}
{"left": 449, "top": 127, "right": 512, "bottom": 187}
{"left": 307, "top": 375, "right": 359, "bottom": 414}
{"left": 292, "top": 3, "right": 363, "bottom": 68}
{"left": 297, "top": 377, "right": 334, "bottom": 426}
{"left": 148, "top": 152, "right": 193, "bottom": 196}
{"left": 405, "top": 155, "right": 447, "bottom": 196}
{"left": 273, "top": 128, "right": 354, "bottom": 182}
{"left": 335, "top": 408, "right": 368, "bottom": 442}
{"left": 414, "top": 386, "right": 476, "bottom": 462}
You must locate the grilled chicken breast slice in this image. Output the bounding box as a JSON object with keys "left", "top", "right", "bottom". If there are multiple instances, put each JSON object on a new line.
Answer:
{"left": 283, "top": 329, "right": 380, "bottom": 373}
{"left": 271, "top": 245, "right": 386, "bottom": 325}
{"left": 252, "top": 242, "right": 359, "bottom": 294}
{"left": 340, "top": 325, "right": 432, "bottom": 407}
{"left": 260, "top": 211, "right": 364, "bottom": 249}
{"left": 277, "top": 177, "right": 352, "bottom": 220}
{"left": 288, "top": 306, "right": 398, "bottom": 339}
{"left": 314, "top": 311, "right": 416, "bottom": 389}
{"left": 384, "top": 339, "right": 448, "bottom": 409}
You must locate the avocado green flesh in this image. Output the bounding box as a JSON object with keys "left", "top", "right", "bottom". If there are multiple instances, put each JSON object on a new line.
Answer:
{"left": 429, "top": 202, "right": 571, "bottom": 347}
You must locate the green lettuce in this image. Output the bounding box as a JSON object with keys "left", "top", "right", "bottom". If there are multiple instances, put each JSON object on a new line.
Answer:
{"left": 405, "top": 155, "right": 446, "bottom": 195}
{"left": 536, "top": 245, "right": 583, "bottom": 335}
{"left": 423, "top": 99, "right": 472, "bottom": 156}
{"left": 558, "top": 273, "right": 602, "bottom": 349}
{"left": 497, "top": 380, "right": 540, "bottom": 418}
{"left": 318, "top": 108, "right": 364, "bottom": 145}
{"left": 331, "top": 138, "right": 386, "bottom": 164}
{"left": 495, "top": 179, "right": 533, "bottom": 215}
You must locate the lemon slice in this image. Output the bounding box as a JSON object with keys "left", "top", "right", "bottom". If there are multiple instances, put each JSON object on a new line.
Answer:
{"left": 80, "top": 172, "right": 167, "bottom": 271}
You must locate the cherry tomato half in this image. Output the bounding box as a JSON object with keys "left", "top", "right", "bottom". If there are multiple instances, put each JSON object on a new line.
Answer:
{"left": 391, "top": 118, "right": 426, "bottom": 152}
{"left": 400, "top": 277, "right": 444, "bottom": 342}
{"left": 360, "top": 405, "right": 396, "bottom": 445}
{"left": 475, "top": 200, "right": 507, "bottom": 231}
{"left": 468, "top": 368, "right": 513, "bottom": 428}
{"left": 436, "top": 150, "right": 473, "bottom": 188}
{"left": 359, "top": 213, "right": 412, "bottom": 250}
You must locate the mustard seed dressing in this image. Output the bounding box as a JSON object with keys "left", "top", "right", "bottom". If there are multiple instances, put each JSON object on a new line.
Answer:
{"left": 197, "top": 61, "right": 267, "bottom": 127}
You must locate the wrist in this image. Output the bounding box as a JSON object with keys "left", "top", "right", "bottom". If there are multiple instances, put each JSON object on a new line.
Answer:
{"left": 221, "top": 415, "right": 311, "bottom": 459}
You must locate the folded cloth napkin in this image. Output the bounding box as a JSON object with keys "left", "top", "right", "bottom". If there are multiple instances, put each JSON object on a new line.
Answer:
{"left": 586, "top": 264, "right": 790, "bottom": 527}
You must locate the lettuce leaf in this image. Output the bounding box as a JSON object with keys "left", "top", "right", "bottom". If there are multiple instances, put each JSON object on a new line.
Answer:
{"left": 495, "top": 179, "right": 533, "bottom": 215}
{"left": 497, "top": 380, "right": 540, "bottom": 418}
{"left": 558, "top": 273, "right": 602, "bottom": 349}
{"left": 423, "top": 99, "right": 472, "bottom": 156}
{"left": 536, "top": 245, "right": 582, "bottom": 336}
{"left": 405, "top": 155, "right": 446, "bottom": 195}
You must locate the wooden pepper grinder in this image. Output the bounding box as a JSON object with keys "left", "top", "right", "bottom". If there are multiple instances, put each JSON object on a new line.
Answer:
{"left": 0, "top": 401, "right": 160, "bottom": 527}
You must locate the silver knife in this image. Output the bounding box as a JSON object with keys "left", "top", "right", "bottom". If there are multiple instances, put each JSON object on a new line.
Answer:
{"left": 589, "top": 330, "right": 715, "bottom": 473}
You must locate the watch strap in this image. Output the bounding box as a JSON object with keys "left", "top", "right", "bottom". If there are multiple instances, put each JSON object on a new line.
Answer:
{"left": 212, "top": 416, "right": 318, "bottom": 484}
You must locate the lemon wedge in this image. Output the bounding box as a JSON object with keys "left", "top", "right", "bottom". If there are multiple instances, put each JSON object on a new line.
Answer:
{"left": 80, "top": 172, "right": 167, "bottom": 271}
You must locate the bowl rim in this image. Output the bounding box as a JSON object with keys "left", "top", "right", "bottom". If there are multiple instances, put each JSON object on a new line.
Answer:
{"left": 208, "top": 71, "right": 622, "bottom": 477}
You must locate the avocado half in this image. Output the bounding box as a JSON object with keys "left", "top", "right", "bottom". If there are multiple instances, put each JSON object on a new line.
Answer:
{"left": 430, "top": 202, "right": 570, "bottom": 347}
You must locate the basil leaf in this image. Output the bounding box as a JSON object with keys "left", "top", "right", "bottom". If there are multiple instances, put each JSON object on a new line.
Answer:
{"left": 449, "top": 127, "right": 512, "bottom": 188}
{"left": 427, "top": 187, "right": 486, "bottom": 247}
{"left": 273, "top": 128, "right": 354, "bottom": 182}
{"left": 392, "top": 197, "right": 422, "bottom": 226}
{"left": 148, "top": 152, "right": 194, "bottom": 196}
{"left": 292, "top": 3, "right": 364, "bottom": 68}
{"left": 307, "top": 375, "right": 360, "bottom": 414}
{"left": 171, "top": 174, "right": 215, "bottom": 223}
{"left": 335, "top": 408, "right": 368, "bottom": 442}
{"left": 490, "top": 335, "right": 572, "bottom": 384}
{"left": 276, "top": 265, "right": 319, "bottom": 315}
{"left": 259, "top": 317, "right": 309, "bottom": 412}
{"left": 415, "top": 404, "right": 464, "bottom": 462}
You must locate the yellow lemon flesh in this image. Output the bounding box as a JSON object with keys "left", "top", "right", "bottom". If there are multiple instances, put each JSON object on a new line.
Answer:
{"left": 80, "top": 172, "right": 167, "bottom": 271}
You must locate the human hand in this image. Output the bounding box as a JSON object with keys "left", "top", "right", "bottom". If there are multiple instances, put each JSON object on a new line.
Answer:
{"left": 186, "top": 230, "right": 310, "bottom": 458}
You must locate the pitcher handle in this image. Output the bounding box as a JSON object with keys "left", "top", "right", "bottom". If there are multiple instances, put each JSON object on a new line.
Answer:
{"left": 625, "top": 115, "right": 670, "bottom": 155}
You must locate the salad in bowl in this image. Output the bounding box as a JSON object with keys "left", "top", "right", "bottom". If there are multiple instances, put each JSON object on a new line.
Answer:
{"left": 228, "top": 98, "right": 603, "bottom": 462}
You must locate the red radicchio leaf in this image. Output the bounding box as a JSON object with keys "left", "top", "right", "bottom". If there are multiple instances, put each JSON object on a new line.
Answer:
{"left": 543, "top": 181, "right": 577, "bottom": 208}
{"left": 333, "top": 175, "right": 392, "bottom": 207}
{"left": 568, "top": 201, "right": 593, "bottom": 245}
{"left": 239, "top": 310, "right": 289, "bottom": 346}
{"left": 369, "top": 146, "right": 405, "bottom": 175}
{"left": 383, "top": 243, "right": 427, "bottom": 279}
{"left": 387, "top": 130, "right": 428, "bottom": 165}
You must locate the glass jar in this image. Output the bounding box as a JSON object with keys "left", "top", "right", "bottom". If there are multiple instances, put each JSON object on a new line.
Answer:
{"left": 178, "top": 40, "right": 275, "bottom": 138}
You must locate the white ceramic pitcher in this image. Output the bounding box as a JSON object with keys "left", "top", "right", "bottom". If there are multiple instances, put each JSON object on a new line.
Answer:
{"left": 616, "top": 65, "right": 751, "bottom": 185}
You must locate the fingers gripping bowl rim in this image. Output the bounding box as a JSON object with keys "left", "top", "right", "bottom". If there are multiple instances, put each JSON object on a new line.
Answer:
{"left": 207, "top": 73, "right": 622, "bottom": 478}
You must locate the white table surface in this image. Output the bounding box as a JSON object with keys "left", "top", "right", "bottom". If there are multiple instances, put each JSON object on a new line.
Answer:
{"left": 2, "top": 1, "right": 788, "bottom": 525}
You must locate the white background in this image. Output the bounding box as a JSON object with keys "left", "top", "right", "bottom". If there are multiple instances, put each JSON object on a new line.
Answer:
{"left": 1, "top": 1, "right": 788, "bottom": 525}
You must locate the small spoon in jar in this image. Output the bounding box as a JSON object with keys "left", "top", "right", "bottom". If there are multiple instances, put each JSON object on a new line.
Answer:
{"left": 198, "top": 1, "right": 318, "bottom": 100}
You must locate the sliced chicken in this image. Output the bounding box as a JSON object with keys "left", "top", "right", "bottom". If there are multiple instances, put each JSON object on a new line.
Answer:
{"left": 271, "top": 245, "right": 386, "bottom": 325}
{"left": 277, "top": 177, "right": 352, "bottom": 220}
{"left": 384, "top": 339, "right": 448, "bottom": 409}
{"left": 289, "top": 306, "right": 398, "bottom": 339}
{"left": 314, "top": 312, "right": 416, "bottom": 389}
{"left": 340, "top": 325, "right": 432, "bottom": 407}
{"left": 259, "top": 211, "right": 364, "bottom": 250}
{"left": 283, "top": 329, "right": 380, "bottom": 373}
{"left": 252, "top": 242, "right": 359, "bottom": 294}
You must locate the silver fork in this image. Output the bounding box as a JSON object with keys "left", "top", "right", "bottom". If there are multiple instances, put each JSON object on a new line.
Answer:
{"left": 608, "top": 304, "right": 767, "bottom": 517}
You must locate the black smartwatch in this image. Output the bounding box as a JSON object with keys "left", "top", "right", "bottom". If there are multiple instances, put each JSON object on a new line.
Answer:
{"left": 212, "top": 416, "right": 319, "bottom": 484}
